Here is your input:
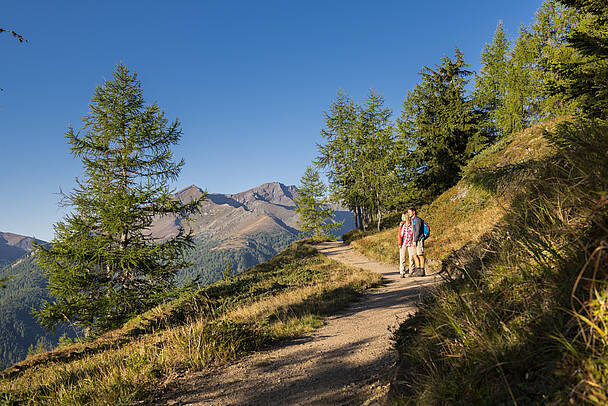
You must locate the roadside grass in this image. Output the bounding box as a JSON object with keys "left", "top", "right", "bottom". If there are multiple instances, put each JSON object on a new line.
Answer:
{"left": 388, "top": 119, "right": 608, "bottom": 404}
{"left": 351, "top": 120, "right": 560, "bottom": 273}
{"left": 0, "top": 239, "right": 381, "bottom": 405}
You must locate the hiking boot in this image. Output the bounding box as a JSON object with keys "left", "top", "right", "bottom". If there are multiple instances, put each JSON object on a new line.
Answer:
{"left": 412, "top": 268, "right": 426, "bottom": 277}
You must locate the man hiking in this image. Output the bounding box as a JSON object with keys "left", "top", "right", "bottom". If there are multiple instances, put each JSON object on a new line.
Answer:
{"left": 408, "top": 207, "right": 425, "bottom": 277}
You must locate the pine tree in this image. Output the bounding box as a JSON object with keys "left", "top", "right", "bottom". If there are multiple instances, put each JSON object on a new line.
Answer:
{"left": 551, "top": 0, "right": 608, "bottom": 120}
{"left": 495, "top": 0, "right": 580, "bottom": 135}
{"left": 34, "top": 64, "right": 203, "bottom": 333}
{"left": 532, "top": 0, "right": 581, "bottom": 117}
{"left": 397, "top": 49, "right": 488, "bottom": 204}
{"left": 473, "top": 1, "right": 579, "bottom": 138}
{"left": 294, "top": 167, "right": 342, "bottom": 239}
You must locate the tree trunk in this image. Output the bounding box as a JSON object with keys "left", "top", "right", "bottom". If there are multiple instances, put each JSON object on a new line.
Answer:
{"left": 377, "top": 207, "right": 382, "bottom": 232}
{"left": 361, "top": 206, "right": 367, "bottom": 231}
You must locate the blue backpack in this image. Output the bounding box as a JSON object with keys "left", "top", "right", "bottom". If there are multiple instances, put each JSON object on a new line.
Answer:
{"left": 422, "top": 220, "right": 430, "bottom": 240}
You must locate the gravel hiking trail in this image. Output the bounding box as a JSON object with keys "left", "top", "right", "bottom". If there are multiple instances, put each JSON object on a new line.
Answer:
{"left": 156, "top": 241, "right": 441, "bottom": 406}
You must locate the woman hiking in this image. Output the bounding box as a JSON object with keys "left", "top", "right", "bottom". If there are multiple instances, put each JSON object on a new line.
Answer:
{"left": 398, "top": 212, "right": 414, "bottom": 278}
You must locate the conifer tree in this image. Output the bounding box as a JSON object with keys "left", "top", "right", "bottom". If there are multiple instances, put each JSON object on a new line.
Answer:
{"left": 35, "top": 64, "right": 203, "bottom": 333}
{"left": 397, "top": 49, "right": 488, "bottom": 203}
{"left": 473, "top": 1, "right": 579, "bottom": 138}
{"left": 316, "top": 91, "right": 366, "bottom": 229}
{"left": 494, "top": 0, "right": 579, "bottom": 135}
{"left": 316, "top": 90, "right": 401, "bottom": 231}
{"left": 294, "top": 166, "right": 342, "bottom": 239}
{"left": 531, "top": 0, "right": 581, "bottom": 117}
{"left": 551, "top": 0, "right": 608, "bottom": 120}
{"left": 357, "top": 90, "right": 400, "bottom": 231}
{"left": 474, "top": 21, "right": 511, "bottom": 138}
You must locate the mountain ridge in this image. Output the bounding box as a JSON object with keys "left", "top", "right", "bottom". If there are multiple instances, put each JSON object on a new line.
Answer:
{"left": 0, "top": 232, "right": 45, "bottom": 268}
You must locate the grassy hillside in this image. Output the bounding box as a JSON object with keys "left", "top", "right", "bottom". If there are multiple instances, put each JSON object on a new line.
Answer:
{"left": 350, "top": 119, "right": 558, "bottom": 272}
{"left": 0, "top": 240, "right": 380, "bottom": 405}
{"left": 0, "top": 230, "right": 296, "bottom": 371}
{"left": 350, "top": 118, "right": 607, "bottom": 404}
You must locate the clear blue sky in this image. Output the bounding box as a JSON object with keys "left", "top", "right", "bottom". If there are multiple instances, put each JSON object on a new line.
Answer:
{"left": 1, "top": 0, "right": 542, "bottom": 241}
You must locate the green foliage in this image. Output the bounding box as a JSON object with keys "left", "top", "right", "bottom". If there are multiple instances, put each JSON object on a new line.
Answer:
{"left": 222, "top": 262, "right": 232, "bottom": 281}
{"left": 34, "top": 64, "right": 203, "bottom": 335}
{"left": 473, "top": 21, "right": 511, "bottom": 138}
{"left": 294, "top": 166, "right": 342, "bottom": 239}
{"left": 548, "top": 0, "right": 608, "bottom": 119}
{"left": 316, "top": 89, "right": 401, "bottom": 231}
{"left": 397, "top": 49, "right": 490, "bottom": 205}
{"left": 475, "top": 1, "right": 580, "bottom": 138}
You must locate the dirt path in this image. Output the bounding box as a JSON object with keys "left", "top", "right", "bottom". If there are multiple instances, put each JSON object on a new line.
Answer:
{"left": 158, "top": 242, "right": 441, "bottom": 405}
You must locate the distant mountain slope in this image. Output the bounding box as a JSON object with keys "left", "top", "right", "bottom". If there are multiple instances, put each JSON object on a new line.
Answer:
{"left": 152, "top": 182, "right": 355, "bottom": 285}
{"left": 151, "top": 182, "right": 351, "bottom": 241}
{"left": 0, "top": 232, "right": 44, "bottom": 267}
{"left": 0, "top": 254, "right": 72, "bottom": 370}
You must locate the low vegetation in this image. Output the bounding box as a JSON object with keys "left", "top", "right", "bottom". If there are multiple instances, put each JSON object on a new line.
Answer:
{"left": 0, "top": 240, "right": 381, "bottom": 405}
{"left": 387, "top": 117, "right": 608, "bottom": 405}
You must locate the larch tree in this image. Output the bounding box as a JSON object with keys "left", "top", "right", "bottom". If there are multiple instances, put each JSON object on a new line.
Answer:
{"left": 316, "top": 91, "right": 366, "bottom": 229}
{"left": 35, "top": 64, "right": 203, "bottom": 334}
{"left": 473, "top": 21, "right": 511, "bottom": 138}
{"left": 357, "top": 90, "right": 400, "bottom": 231}
{"left": 487, "top": 0, "right": 580, "bottom": 136}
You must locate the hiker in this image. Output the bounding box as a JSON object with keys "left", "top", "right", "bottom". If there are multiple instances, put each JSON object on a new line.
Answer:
{"left": 408, "top": 207, "right": 425, "bottom": 276}
{"left": 398, "top": 213, "right": 414, "bottom": 278}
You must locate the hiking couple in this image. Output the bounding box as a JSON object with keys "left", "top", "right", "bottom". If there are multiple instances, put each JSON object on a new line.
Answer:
{"left": 398, "top": 208, "right": 426, "bottom": 278}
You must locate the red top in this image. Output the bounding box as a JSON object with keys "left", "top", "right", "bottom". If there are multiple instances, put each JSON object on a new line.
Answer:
{"left": 398, "top": 221, "right": 413, "bottom": 247}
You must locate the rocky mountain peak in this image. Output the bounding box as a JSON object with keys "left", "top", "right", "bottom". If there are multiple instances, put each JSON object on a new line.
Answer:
{"left": 231, "top": 182, "right": 297, "bottom": 207}
{"left": 175, "top": 185, "right": 205, "bottom": 203}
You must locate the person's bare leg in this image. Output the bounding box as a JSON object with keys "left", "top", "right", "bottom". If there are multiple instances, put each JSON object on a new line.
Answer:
{"left": 420, "top": 255, "right": 425, "bottom": 269}
{"left": 413, "top": 254, "right": 421, "bottom": 268}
